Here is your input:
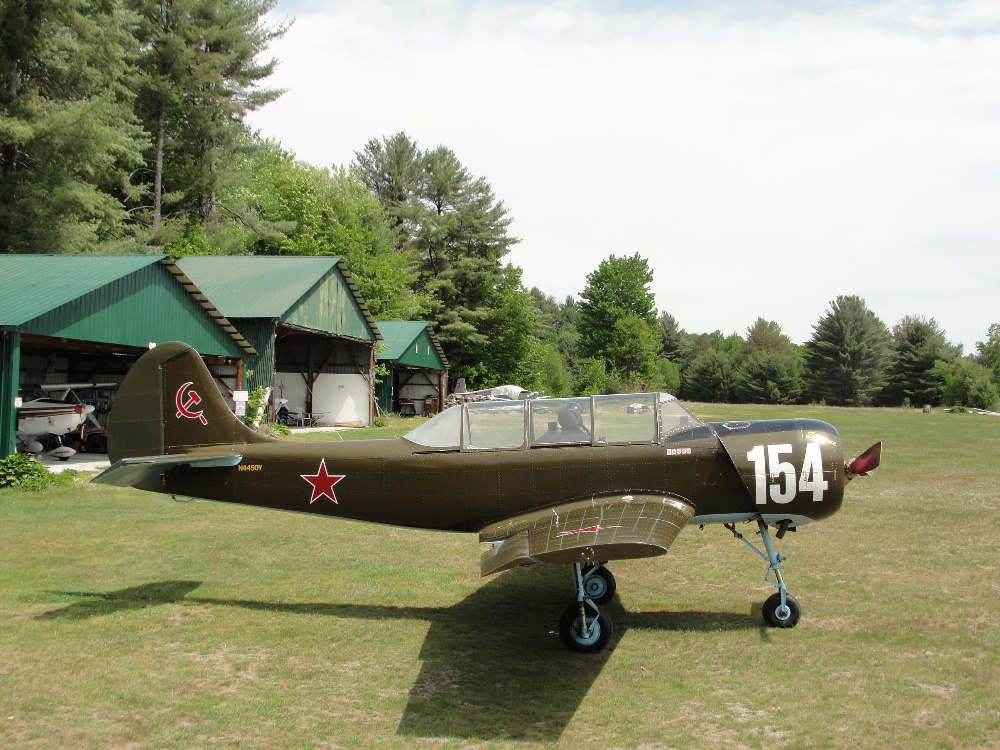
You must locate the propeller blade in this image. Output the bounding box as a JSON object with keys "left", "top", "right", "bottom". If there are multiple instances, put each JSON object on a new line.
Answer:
{"left": 846, "top": 442, "right": 882, "bottom": 478}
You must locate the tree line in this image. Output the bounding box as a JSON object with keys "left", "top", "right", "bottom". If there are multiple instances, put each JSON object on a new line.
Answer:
{"left": 2, "top": 1, "right": 997, "bottom": 410}
{"left": 524, "top": 258, "right": 1000, "bottom": 411}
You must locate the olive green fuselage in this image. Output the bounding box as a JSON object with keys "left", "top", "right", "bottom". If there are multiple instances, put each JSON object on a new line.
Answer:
{"left": 137, "top": 420, "right": 846, "bottom": 534}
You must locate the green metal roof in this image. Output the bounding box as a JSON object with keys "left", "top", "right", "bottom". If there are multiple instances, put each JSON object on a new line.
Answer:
{"left": 177, "top": 256, "right": 380, "bottom": 342}
{"left": 0, "top": 255, "right": 255, "bottom": 356}
{"left": 376, "top": 320, "right": 449, "bottom": 370}
{"left": 0, "top": 254, "right": 160, "bottom": 325}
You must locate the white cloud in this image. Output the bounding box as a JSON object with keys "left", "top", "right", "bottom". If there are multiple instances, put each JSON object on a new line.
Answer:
{"left": 248, "top": 0, "right": 1000, "bottom": 350}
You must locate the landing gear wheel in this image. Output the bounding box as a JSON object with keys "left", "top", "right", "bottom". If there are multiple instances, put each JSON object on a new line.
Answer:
{"left": 559, "top": 602, "right": 613, "bottom": 653}
{"left": 762, "top": 592, "right": 801, "bottom": 628}
{"left": 582, "top": 564, "right": 616, "bottom": 605}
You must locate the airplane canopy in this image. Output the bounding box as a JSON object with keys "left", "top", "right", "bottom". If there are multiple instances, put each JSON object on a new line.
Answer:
{"left": 404, "top": 393, "right": 703, "bottom": 450}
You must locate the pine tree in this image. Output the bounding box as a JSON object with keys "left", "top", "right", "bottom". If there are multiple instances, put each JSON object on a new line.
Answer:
{"left": 682, "top": 350, "right": 737, "bottom": 403}
{"left": 0, "top": 0, "right": 145, "bottom": 253}
{"left": 128, "top": 0, "right": 286, "bottom": 240}
{"left": 353, "top": 133, "right": 523, "bottom": 384}
{"left": 737, "top": 319, "right": 804, "bottom": 404}
{"left": 737, "top": 350, "right": 804, "bottom": 404}
{"left": 353, "top": 131, "right": 423, "bottom": 236}
{"left": 657, "top": 311, "right": 685, "bottom": 362}
{"left": 803, "top": 296, "right": 891, "bottom": 406}
{"left": 880, "top": 315, "right": 957, "bottom": 406}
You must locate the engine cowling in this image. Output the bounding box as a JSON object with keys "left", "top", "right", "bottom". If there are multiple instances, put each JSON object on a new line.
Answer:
{"left": 713, "top": 418, "right": 847, "bottom": 528}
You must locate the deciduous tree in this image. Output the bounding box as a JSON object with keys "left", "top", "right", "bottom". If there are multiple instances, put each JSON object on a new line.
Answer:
{"left": 975, "top": 323, "right": 1000, "bottom": 388}
{"left": 222, "top": 139, "right": 425, "bottom": 319}
{"left": 578, "top": 253, "right": 658, "bottom": 376}
{"left": 939, "top": 358, "right": 1000, "bottom": 411}
{"left": 605, "top": 314, "right": 661, "bottom": 381}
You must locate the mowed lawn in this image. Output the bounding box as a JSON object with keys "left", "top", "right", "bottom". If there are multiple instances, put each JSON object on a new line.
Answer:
{"left": 1, "top": 405, "right": 996, "bottom": 750}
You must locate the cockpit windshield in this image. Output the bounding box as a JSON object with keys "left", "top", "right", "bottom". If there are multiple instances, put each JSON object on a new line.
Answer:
{"left": 402, "top": 402, "right": 464, "bottom": 448}
{"left": 402, "top": 393, "right": 704, "bottom": 450}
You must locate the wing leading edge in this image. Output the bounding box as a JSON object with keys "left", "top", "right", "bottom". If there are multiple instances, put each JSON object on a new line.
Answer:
{"left": 478, "top": 495, "right": 695, "bottom": 576}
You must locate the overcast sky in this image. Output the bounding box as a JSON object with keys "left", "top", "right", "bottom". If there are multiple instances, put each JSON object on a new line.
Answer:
{"left": 246, "top": 0, "right": 999, "bottom": 352}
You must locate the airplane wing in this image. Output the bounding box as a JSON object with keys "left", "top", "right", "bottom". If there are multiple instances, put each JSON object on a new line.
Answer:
{"left": 478, "top": 494, "right": 695, "bottom": 576}
{"left": 93, "top": 454, "right": 243, "bottom": 488}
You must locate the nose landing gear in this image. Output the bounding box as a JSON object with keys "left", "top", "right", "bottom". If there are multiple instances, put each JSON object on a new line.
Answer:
{"left": 726, "top": 516, "right": 801, "bottom": 628}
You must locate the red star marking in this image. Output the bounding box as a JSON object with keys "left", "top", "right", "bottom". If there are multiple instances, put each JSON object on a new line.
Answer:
{"left": 300, "top": 459, "right": 346, "bottom": 504}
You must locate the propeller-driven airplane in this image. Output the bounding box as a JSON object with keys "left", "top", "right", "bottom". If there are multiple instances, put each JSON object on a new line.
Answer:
{"left": 17, "top": 384, "right": 110, "bottom": 458}
{"left": 17, "top": 397, "right": 94, "bottom": 440}
{"left": 93, "top": 342, "right": 881, "bottom": 652}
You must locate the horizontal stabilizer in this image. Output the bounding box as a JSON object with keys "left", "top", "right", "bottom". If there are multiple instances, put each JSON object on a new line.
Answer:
{"left": 93, "top": 454, "right": 243, "bottom": 488}
{"left": 479, "top": 494, "right": 695, "bottom": 576}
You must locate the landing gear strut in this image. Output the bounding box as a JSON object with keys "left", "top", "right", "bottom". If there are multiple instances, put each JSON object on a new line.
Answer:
{"left": 558, "top": 562, "right": 615, "bottom": 652}
{"left": 726, "top": 517, "right": 801, "bottom": 628}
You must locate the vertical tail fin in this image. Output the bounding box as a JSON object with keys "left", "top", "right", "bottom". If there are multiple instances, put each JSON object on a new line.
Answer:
{"left": 108, "top": 342, "right": 271, "bottom": 462}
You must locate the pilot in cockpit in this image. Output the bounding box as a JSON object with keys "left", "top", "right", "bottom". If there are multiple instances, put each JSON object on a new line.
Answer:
{"left": 534, "top": 401, "right": 592, "bottom": 444}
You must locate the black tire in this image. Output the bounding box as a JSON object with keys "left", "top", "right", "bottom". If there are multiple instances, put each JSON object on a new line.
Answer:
{"left": 582, "top": 564, "right": 616, "bottom": 605}
{"left": 559, "top": 602, "right": 613, "bottom": 653}
{"left": 762, "top": 592, "right": 801, "bottom": 628}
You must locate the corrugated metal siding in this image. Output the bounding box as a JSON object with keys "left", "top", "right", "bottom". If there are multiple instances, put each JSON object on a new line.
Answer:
{"left": 177, "top": 256, "right": 379, "bottom": 342}
{"left": 176, "top": 256, "right": 341, "bottom": 318}
{"left": 377, "top": 321, "right": 447, "bottom": 370}
{"left": 0, "top": 254, "right": 161, "bottom": 325}
{"left": 232, "top": 318, "right": 277, "bottom": 394}
{"left": 285, "top": 267, "right": 376, "bottom": 341}
{"left": 394, "top": 328, "right": 445, "bottom": 370}
{"left": 1, "top": 332, "right": 21, "bottom": 457}
{"left": 18, "top": 264, "right": 247, "bottom": 357}
{"left": 375, "top": 375, "right": 392, "bottom": 414}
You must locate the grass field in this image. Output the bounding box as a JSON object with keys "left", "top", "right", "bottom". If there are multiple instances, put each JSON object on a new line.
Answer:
{"left": 1, "top": 405, "right": 997, "bottom": 749}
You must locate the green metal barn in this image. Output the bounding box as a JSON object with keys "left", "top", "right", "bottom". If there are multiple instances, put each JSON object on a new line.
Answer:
{"left": 1, "top": 255, "right": 254, "bottom": 458}
{"left": 176, "top": 256, "right": 382, "bottom": 427}
{"left": 375, "top": 321, "right": 449, "bottom": 416}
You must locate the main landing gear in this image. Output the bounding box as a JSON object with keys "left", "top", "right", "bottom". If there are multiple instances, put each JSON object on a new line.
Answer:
{"left": 559, "top": 563, "right": 616, "bottom": 653}
{"left": 725, "top": 517, "right": 801, "bottom": 628}
{"left": 556, "top": 518, "right": 801, "bottom": 652}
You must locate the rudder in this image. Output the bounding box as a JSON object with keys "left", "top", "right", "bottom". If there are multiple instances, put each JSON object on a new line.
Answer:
{"left": 108, "top": 342, "right": 270, "bottom": 462}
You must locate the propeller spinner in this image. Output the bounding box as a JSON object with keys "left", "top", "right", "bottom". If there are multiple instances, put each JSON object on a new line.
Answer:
{"left": 846, "top": 442, "right": 882, "bottom": 479}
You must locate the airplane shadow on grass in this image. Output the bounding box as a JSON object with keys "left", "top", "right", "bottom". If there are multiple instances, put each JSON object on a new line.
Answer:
{"left": 39, "top": 567, "right": 761, "bottom": 742}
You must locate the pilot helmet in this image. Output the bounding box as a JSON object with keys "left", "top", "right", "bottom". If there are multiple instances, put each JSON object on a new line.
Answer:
{"left": 558, "top": 402, "right": 585, "bottom": 431}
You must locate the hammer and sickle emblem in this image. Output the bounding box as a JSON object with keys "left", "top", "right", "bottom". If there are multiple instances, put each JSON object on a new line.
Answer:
{"left": 175, "top": 382, "right": 208, "bottom": 425}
